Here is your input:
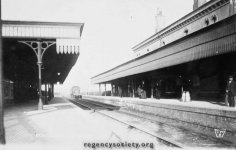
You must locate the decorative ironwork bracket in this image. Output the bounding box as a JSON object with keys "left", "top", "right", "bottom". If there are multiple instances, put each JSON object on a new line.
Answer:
{"left": 18, "top": 41, "right": 56, "bottom": 64}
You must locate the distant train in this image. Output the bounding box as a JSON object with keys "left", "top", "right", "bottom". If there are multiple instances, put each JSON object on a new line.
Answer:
{"left": 71, "top": 86, "right": 82, "bottom": 100}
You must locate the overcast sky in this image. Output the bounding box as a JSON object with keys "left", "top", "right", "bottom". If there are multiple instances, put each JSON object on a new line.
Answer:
{"left": 2, "top": 0, "right": 193, "bottom": 93}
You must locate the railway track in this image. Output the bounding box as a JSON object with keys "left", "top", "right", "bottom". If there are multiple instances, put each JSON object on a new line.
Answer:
{"left": 69, "top": 98, "right": 183, "bottom": 148}
{"left": 69, "top": 98, "right": 234, "bottom": 148}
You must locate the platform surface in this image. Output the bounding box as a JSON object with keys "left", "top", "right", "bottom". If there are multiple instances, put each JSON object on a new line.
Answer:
{"left": 84, "top": 95, "right": 236, "bottom": 112}
{"left": 3, "top": 97, "right": 161, "bottom": 150}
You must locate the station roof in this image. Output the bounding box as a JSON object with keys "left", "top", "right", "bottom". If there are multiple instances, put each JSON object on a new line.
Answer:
{"left": 2, "top": 20, "right": 84, "bottom": 84}
{"left": 132, "top": 0, "right": 228, "bottom": 52}
{"left": 91, "top": 13, "right": 236, "bottom": 84}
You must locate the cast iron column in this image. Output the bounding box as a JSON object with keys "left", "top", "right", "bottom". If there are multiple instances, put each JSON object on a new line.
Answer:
{"left": 19, "top": 40, "right": 55, "bottom": 110}
{"left": 99, "top": 84, "right": 101, "bottom": 96}
{"left": 104, "top": 83, "right": 106, "bottom": 96}
{"left": 37, "top": 41, "right": 43, "bottom": 109}
{"left": 52, "top": 84, "right": 54, "bottom": 98}
{"left": 44, "top": 83, "right": 48, "bottom": 105}
{"left": 111, "top": 83, "right": 113, "bottom": 96}
{"left": 151, "top": 80, "right": 154, "bottom": 99}
{"left": 132, "top": 80, "right": 135, "bottom": 98}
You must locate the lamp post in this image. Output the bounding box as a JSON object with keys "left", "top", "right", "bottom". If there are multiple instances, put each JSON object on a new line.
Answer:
{"left": 19, "top": 40, "right": 55, "bottom": 110}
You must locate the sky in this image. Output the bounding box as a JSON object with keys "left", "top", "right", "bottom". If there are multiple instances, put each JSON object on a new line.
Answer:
{"left": 2, "top": 0, "right": 193, "bottom": 94}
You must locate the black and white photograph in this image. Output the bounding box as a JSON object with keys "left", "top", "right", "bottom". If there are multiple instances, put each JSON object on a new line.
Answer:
{"left": 0, "top": 0, "right": 236, "bottom": 149}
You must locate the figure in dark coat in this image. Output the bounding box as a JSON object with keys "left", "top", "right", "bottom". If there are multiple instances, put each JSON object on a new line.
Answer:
{"left": 137, "top": 82, "right": 146, "bottom": 99}
{"left": 137, "top": 85, "right": 142, "bottom": 98}
{"left": 141, "top": 81, "right": 147, "bottom": 99}
{"left": 154, "top": 81, "right": 160, "bottom": 100}
{"left": 226, "top": 76, "right": 236, "bottom": 107}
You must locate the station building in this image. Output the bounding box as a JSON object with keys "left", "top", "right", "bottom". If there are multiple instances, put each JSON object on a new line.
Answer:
{"left": 91, "top": 0, "right": 236, "bottom": 101}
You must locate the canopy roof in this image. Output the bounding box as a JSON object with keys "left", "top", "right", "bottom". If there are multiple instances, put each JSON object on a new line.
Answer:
{"left": 2, "top": 20, "right": 84, "bottom": 84}
{"left": 91, "top": 0, "right": 236, "bottom": 84}
{"left": 91, "top": 15, "right": 236, "bottom": 84}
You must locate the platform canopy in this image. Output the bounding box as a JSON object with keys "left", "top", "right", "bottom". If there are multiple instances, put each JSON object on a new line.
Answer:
{"left": 2, "top": 20, "right": 84, "bottom": 84}
{"left": 91, "top": 15, "right": 236, "bottom": 84}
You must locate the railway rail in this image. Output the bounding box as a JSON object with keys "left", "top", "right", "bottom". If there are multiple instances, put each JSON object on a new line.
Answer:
{"left": 68, "top": 98, "right": 234, "bottom": 149}
{"left": 69, "top": 98, "right": 182, "bottom": 148}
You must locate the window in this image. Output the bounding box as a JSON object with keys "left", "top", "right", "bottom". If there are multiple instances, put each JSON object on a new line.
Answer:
{"left": 212, "top": 14, "right": 218, "bottom": 23}
{"left": 184, "top": 28, "right": 189, "bottom": 35}
{"left": 204, "top": 18, "right": 209, "bottom": 26}
{"left": 162, "top": 41, "right": 165, "bottom": 46}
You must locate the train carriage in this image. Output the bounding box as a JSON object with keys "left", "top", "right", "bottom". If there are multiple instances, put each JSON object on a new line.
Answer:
{"left": 71, "top": 86, "right": 82, "bottom": 100}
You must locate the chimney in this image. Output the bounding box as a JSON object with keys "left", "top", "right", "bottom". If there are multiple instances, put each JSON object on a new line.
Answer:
{"left": 193, "top": 0, "right": 207, "bottom": 10}
{"left": 155, "top": 8, "right": 165, "bottom": 33}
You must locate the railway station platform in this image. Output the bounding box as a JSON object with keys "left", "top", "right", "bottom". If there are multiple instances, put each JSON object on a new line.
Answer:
{"left": 83, "top": 95, "right": 236, "bottom": 145}
{"left": 3, "top": 97, "right": 162, "bottom": 150}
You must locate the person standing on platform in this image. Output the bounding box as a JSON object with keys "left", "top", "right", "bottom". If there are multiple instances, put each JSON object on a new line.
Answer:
{"left": 154, "top": 81, "right": 160, "bottom": 100}
{"left": 226, "top": 75, "right": 236, "bottom": 107}
{"left": 137, "top": 85, "right": 142, "bottom": 98}
{"left": 141, "top": 81, "right": 147, "bottom": 99}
